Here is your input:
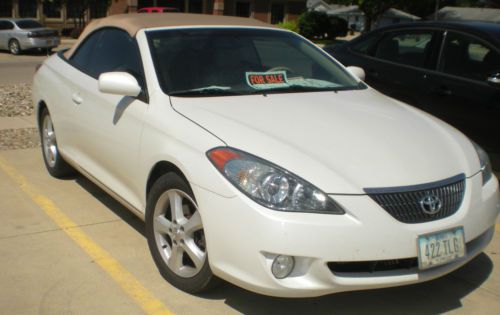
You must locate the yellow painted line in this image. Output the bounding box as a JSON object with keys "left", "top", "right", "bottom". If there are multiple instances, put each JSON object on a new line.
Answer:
{"left": 0, "top": 155, "right": 173, "bottom": 315}
{"left": 496, "top": 224, "right": 500, "bottom": 232}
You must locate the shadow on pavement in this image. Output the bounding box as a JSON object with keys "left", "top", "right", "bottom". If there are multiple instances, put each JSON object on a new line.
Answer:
{"left": 71, "top": 171, "right": 494, "bottom": 314}
{"left": 74, "top": 175, "right": 146, "bottom": 237}
{"left": 199, "top": 254, "right": 492, "bottom": 314}
{"left": 0, "top": 48, "right": 54, "bottom": 56}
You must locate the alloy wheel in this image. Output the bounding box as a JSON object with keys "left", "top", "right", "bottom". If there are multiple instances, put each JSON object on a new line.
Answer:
{"left": 42, "top": 114, "right": 58, "bottom": 168}
{"left": 9, "top": 40, "right": 20, "bottom": 55}
{"left": 153, "top": 189, "right": 206, "bottom": 278}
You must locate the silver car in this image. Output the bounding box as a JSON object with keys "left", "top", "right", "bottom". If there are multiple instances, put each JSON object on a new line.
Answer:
{"left": 0, "top": 18, "right": 60, "bottom": 55}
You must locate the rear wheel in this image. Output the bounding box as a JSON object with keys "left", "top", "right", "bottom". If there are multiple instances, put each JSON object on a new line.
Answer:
{"left": 9, "top": 39, "right": 21, "bottom": 55}
{"left": 39, "top": 108, "right": 75, "bottom": 178}
{"left": 146, "top": 173, "right": 218, "bottom": 293}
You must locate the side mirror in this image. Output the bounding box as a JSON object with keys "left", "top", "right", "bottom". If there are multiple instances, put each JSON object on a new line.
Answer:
{"left": 346, "top": 66, "right": 365, "bottom": 81}
{"left": 98, "top": 72, "right": 141, "bottom": 97}
{"left": 487, "top": 73, "right": 500, "bottom": 87}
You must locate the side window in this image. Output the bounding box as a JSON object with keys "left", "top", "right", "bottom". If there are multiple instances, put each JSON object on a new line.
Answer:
{"left": 441, "top": 32, "right": 499, "bottom": 82}
{"left": 374, "top": 31, "right": 433, "bottom": 68}
{"left": 85, "top": 29, "right": 144, "bottom": 85}
{"left": 351, "top": 33, "right": 381, "bottom": 54}
{"left": 0, "top": 21, "right": 14, "bottom": 30}
{"left": 70, "top": 30, "right": 101, "bottom": 70}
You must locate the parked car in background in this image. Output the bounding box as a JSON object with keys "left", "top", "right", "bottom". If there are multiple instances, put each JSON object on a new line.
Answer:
{"left": 324, "top": 21, "right": 500, "bottom": 169}
{"left": 138, "top": 7, "right": 180, "bottom": 13}
{"left": 33, "top": 14, "right": 499, "bottom": 297}
{"left": 0, "top": 18, "right": 60, "bottom": 55}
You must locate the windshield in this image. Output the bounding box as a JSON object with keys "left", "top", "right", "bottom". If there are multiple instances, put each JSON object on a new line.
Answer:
{"left": 147, "top": 28, "right": 364, "bottom": 96}
{"left": 16, "top": 20, "right": 43, "bottom": 29}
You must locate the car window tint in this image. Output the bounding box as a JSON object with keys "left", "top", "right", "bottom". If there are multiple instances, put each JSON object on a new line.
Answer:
{"left": 351, "top": 33, "right": 381, "bottom": 54}
{"left": 441, "top": 32, "right": 499, "bottom": 82}
{"left": 85, "top": 28, "right": 144, "bottom": 84}
{"left": 148, "top": 29, "right": 361, "bottom": 95}
{"left": 253, "top": 39, "right": 314, "bottom": 77}
{"left": 70, "top": 30, "right": 101, "bottom": 71}
{"left": 375, "top": 32, "right": 433, "bottom": 67}
{"left": 0, "top": 21, "right": 14, "bottom": 30}
{"left": 16, "top": 20, "right": 43, "bottom": 29}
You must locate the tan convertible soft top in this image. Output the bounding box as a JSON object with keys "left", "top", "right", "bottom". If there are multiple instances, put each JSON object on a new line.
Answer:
{"left": 64, "top": 13, "right": 277, "bottom": 58}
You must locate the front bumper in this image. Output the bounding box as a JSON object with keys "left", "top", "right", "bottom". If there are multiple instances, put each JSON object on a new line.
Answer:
{"left": 195, "top": 173, "right": 499, "bottom": 297}
{"left": 19, "top": 36, "right": 60, "bottom": 50}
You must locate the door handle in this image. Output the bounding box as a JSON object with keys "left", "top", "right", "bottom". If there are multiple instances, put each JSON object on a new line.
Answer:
{"left": 436, "top": 86, "right": 452, "bottom": 96}
{"left": 72, "top": 93, "right": 83, "bottom": 105}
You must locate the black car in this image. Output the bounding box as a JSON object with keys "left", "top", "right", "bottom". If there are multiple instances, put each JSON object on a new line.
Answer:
{"left": 325, "top": 21, "right": 500, "bottom": 169}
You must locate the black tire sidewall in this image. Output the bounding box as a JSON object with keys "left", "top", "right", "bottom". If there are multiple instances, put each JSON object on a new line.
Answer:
{"left": 145, "top": 172, "right": 217, "bottom": 294}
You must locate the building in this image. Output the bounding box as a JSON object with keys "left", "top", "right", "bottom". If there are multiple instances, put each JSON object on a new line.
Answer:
{"left": 325, "top": 5, "right": 420, "bottom": 31}
{"left": 306, "top": 0, "right": 341, "bottom": 13}
{"left": 0, "top": 0, "right": 306, "bottom": 32}
{"left": 431, "top": 6, "right": 500, "bottom": 23}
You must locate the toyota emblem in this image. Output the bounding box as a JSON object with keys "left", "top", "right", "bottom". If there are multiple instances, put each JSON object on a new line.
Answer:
{"left": 419, "top": 195, "right": 442, "bottom": 215}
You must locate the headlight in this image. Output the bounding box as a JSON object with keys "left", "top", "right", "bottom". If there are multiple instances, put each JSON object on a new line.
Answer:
{"left": 472, "top": 141, "right": 492, "bottom": 185}
{"left": 207, "top": 147, "right": 344, "bottom": 214}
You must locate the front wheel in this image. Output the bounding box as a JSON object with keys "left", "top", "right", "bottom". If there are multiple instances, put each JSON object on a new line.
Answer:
{"left": 39, "top": 108, "right": 75, "bottom": 178}
{"left": 146, "top": 173, "right": 218, "bottom": 293}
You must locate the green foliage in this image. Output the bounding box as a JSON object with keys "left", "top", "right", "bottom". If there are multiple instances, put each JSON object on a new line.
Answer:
{"left": 277, "top": 20, "right": 299, "bottom": 33}
{"left": 297, "top": 11, "right": 347, "bottom": 39}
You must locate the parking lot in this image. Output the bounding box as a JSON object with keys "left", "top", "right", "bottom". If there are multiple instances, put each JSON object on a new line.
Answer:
{"left": 1, "top": 48, "right": 500, "bottom": 315}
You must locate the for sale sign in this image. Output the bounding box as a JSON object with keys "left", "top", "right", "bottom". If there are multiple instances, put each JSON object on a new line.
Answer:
{"left": 246, "top": 71, "right": 289, "bottom": 90}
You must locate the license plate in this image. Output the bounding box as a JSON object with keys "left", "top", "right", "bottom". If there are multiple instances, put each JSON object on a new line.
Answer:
{"left": 417, "top": 227, "right": 466, "bottom": 270}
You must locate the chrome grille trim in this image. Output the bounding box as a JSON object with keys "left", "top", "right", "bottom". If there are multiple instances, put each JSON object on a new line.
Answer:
{"left": 365, "top": 174, "right": 466, "bottom": 224}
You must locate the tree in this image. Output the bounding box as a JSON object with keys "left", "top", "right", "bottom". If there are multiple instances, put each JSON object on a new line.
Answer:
{"left": 327, "top": 0, "right": 500, "bottom": 29}
{"left": 297, "top": 11, "right": 348, "bottom": 39}
{"left": 328, "top": 0, "right": 403, "bottom": 31}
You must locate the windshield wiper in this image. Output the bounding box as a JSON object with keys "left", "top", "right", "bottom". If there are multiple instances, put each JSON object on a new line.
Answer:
{"left": 169, "top": 86, "right": 241, "bottom": 97}
{"left": 248, "top": 82, "right": 366, "bottom": 94}
{"left": 248, "top": 85, "right": 338, "bottom": 94}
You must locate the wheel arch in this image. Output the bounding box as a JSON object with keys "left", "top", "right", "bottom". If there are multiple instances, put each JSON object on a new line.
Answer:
{"left": 146, "top": 160, "right": 190, "bottom": 200}
{"left": 8, "top": 37, "right": 21, "bottom": 49}
{"left": 36, "top": 100, "right": 48, "bottom": 129}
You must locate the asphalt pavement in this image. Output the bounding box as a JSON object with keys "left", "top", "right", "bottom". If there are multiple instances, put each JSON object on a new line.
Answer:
{"left": 0, "top": 38, "right": 74, "bottom": 84}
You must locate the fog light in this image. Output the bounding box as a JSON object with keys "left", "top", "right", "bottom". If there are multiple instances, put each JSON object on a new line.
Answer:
{"left": 271, "top": 255, "right": 294, "bottom": 279}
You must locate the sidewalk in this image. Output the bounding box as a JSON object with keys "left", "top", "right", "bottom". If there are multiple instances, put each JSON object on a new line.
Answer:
{"left": 0, "top": 115, "right": 38, "bottom": 151}
{"left": 0, "top": 115, "right": 36, "bottom": 130}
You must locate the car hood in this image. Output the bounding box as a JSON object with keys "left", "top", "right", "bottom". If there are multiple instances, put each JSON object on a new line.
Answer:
{"left": 170, "top": 89, "right": 480, "bottom": 194}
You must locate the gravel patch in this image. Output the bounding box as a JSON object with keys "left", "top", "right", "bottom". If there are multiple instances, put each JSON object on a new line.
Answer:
{"left": 0, "top": 84, "right": 33, "bottom": 117}
{"left": 0, "top": 128, "right": 40, "bottom": 150}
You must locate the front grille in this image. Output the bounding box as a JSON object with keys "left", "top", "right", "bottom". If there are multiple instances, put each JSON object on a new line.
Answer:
{"left": 328, "top": 258, "right": 418, "bottom": 273}
{"left": 365, "top": 174, "right": 466, "bottom": 224}
{"left": 327, "top": 230, "right": 488, "bottom": 275}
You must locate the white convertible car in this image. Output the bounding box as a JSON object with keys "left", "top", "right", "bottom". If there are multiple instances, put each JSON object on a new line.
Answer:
{"left": 33, "top": 14, "right": 499, "bottom": 297}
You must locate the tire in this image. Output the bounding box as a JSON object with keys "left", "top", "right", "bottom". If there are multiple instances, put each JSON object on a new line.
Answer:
{"left": 39, "top": 108, "right": 75, "bottom": 178}
{"left": 146, "top": 173, "right": 219, "bottom": 294}
{"left": 9, "top": 39, "right": 21, "bottom": 55}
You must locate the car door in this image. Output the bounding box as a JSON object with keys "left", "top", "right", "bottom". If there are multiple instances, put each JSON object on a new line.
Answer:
{"left": 333, "top": 28, "right": 440, "bottom": 108}
{"left": 365, "top": 29, "right": 441, "bottom": 107}
{"left": 423, "top": 30, "right": 500, "bottom": 165}
{"left": 66, "top": 28, "right": 149, "bottom": 210}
